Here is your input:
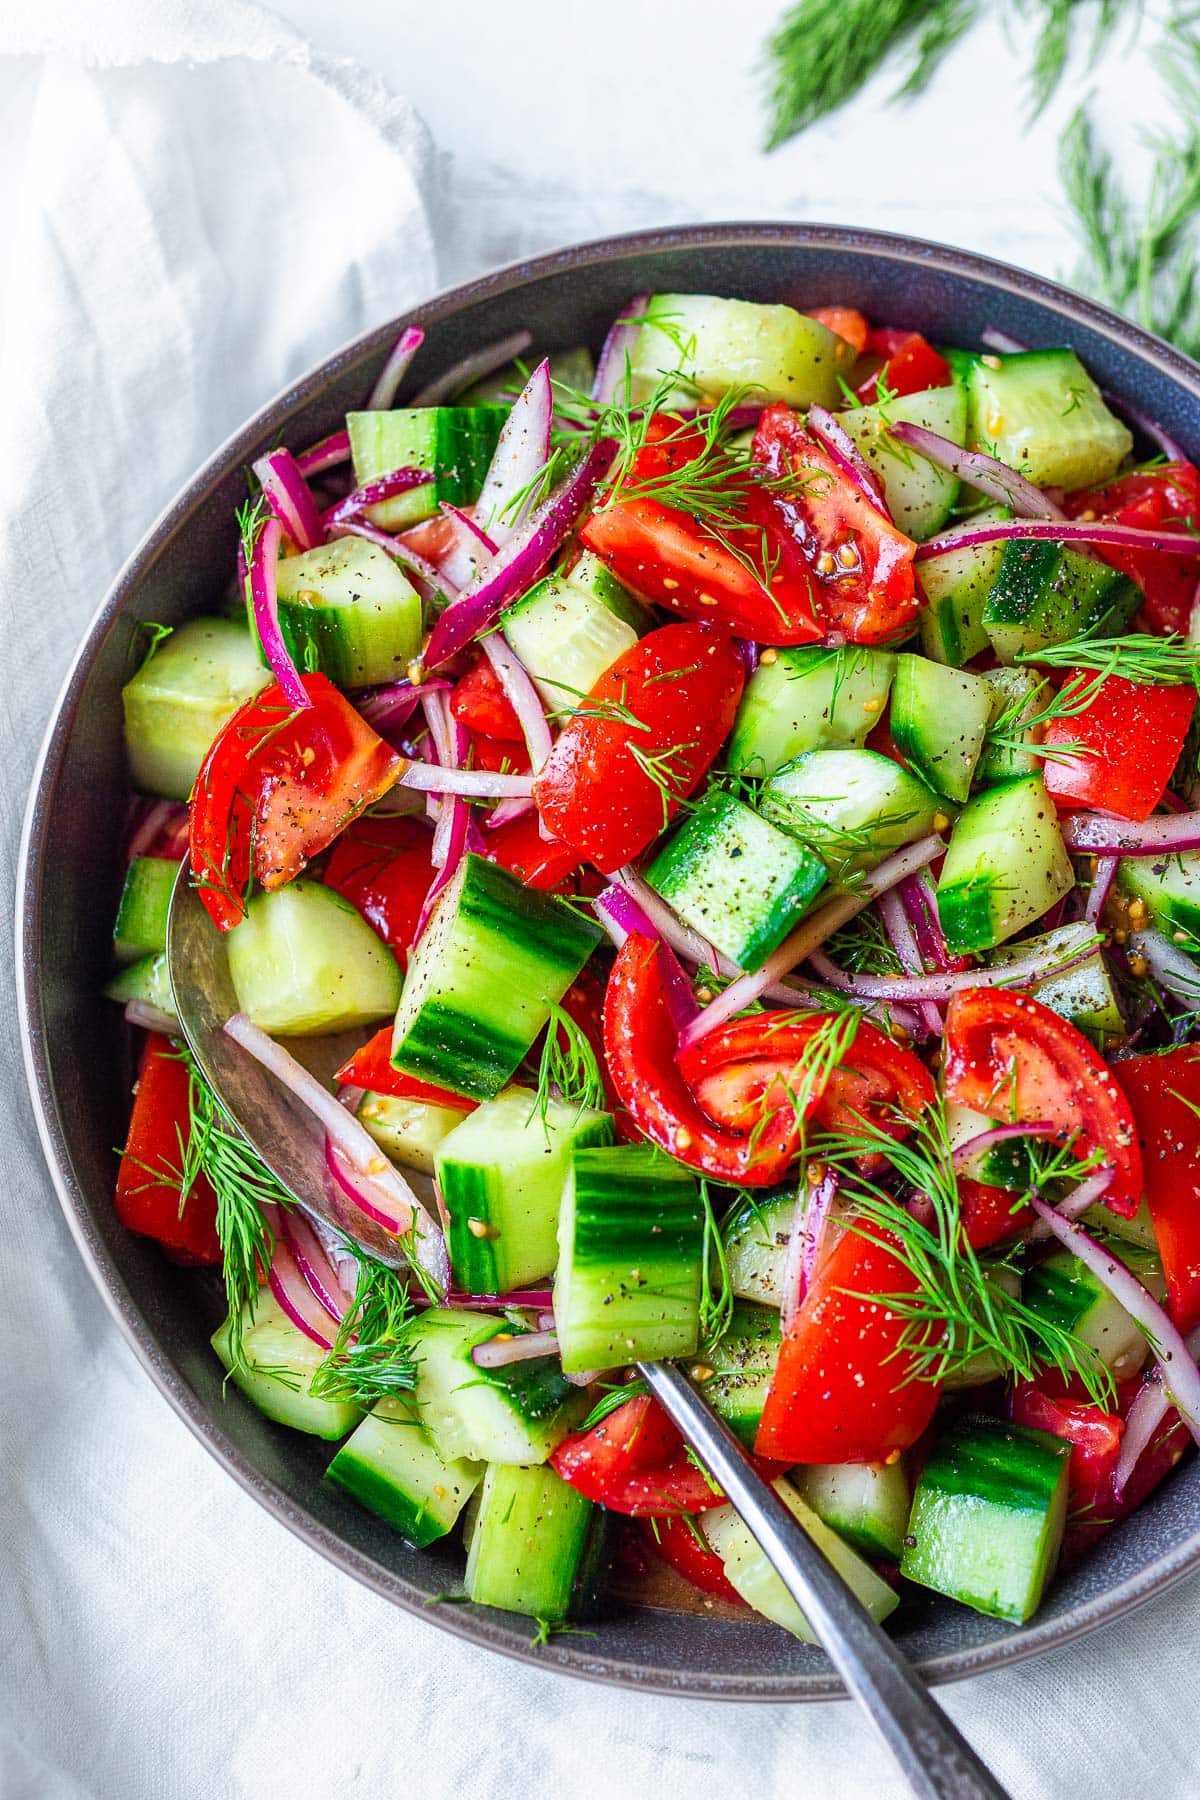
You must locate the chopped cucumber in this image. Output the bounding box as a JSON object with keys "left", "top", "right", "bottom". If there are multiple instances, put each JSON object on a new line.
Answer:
{"left": 963, "top": 349, "right": 1132, "bottom": 491}
{"left": 726, "top": 645, "right": 896, "bottom": 778}
{"left": 1117, "top": 855, "right": 1200, "bottom": 944}
{"left": 976, "top": 666, "right": 1044, "bottom": 783}
{"left": 391, "top": 855, "right": 601, "bottom": 1100}
{"left": 916, "top": 510, "right": 1008, "bottom": 667}
{"left": 901, "top": 1417, "right": 1071, "bottom": 1622}
{"left": 1082, "top": 1194, "right": 1159, "bottom": 1253}
{"left": 356, "top": 1090, "right": 471, "bottom": 1174}
{"left": 946, "top": 1103, "right": 1036, "bottom": 1190}
{"left": 104, "top": 951, "right": 176, "bottom": 1019}
{"left": 345, "top": 406, "right": 507, "bottom": 530}
{"left": 271, "top": 537, "right": 422, "bottom": 689}
{"left": 436, "top": 1085, "right": 614, "bottom": 1294}
{"left": 407, "top": 1308, "right": 586, "bottom": 1465}
{"left": 112, "top": 856, "right": 176, "bottom": 964}
{"left": 796, "top": 1460, "right": 910, "bottom": 1559}
{"left": 987, "top": 923, "right": 1124, "bottom": 1041}
{"left": 723, "top": 1190, "right": 796, "bottom": 1307}
{"left": 122, "top": 617, "right": 270, "bottom": 801}
{"left": 937, "top": 775, "right": 1073, "bottom": 956}
{"left": 502, "top": 565, "right": 640, "bottom": 708}
{"left": 326, "top": 1397, "right": 482, "bottom": 1546}
{"left": 838, "top": 384, "right": 967, "bottom": 540}
{"left": 227, "top": 880, "right": 400, "bottom": 1035}
{"left": 211, "top": 1293, "right": 362, "bottom": 1439}
{"left": 629, "top": 294, "right": 855, "bottom": 410}
{"left": 695, "top": 1303, "right": 781, "bottom": 1447}
{"left": 890, "top": 655, "right": 992, "bottom": 803}
{"left": 563, "top": 550, "right": 650, "bottom": 631}
{"left": 982, "top": 540, "right": 1141, "bottom": 663}
{"left": 555, "top": 1143, "right": 705, "bottom": 1373}
{"left": 760, "top": 747, "right": 941, "bottom": 878}
{"left": 1023, "top": 1242, "right": 1164, "bottom": 1379}
{"left": 704, "top": 1480, "right": 899, "bottom": 1639}
{"left": 643, "top": 790, "right": 826, "bottom": 972}
{"left": 465, "top": 1462, "right": 597, "bottom": 1621}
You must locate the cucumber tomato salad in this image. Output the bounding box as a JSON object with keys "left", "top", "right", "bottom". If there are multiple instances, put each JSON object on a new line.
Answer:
{"left": 111, "top": 293, "right": 1200, "bottom": 1641}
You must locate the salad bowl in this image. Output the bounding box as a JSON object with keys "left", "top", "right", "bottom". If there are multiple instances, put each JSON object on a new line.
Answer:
{"left": 19, "top": 221, "right": 1200, "bottom": 1701}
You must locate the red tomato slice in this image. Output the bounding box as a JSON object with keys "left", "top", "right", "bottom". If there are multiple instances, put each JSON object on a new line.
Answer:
{"left": 941, "top": 989, "right": 1142, "bottom": 1217}
{"left": 323, "top": 814, "right": 434, "bottom": 967}
{"left": 334, "top": 1026, "right": 478, "bottom": 1110}
{"left": 806, "top": 306, "right": 870, "bottom": 354}
{"left": 752, "top": 403, "right": 918, "bottom": 645}
{"left": 856, "top": 328, "right": 953, "bottom": 402}
{"left": 533, "top": 623, "right": 744, "bottom": 870}
{"left": 580, "top": 416, "right": 824, "bottom": 644}
{"left": 484, "top": 809, "right": 582, "bottom": 891}
{"left": 116, "top": 1036, "right": 221, "bottom": 1263}
{"left": 1011, "top": 1377, "right": 1124, "bottom": 1545}
{"left": 190, "top": 673, "right": 401, "bottom": 932}
{"left": 1114, "top": 1047, "right": 1200, "bottom": 1330}
{"left": 755, "top": 1226, "right": 941, "bottom": 1464}
{"left": 552, "top": 1395, "right": 782, "bottom": 1516}
{"left": 1064, "top": 464, "right": 1200, "bottom": 635}
{"left": 958, "top": 1175, "right": 1032, "bottom": 1250}
{"left": 1042, "top": 672, "right": 1195, "bottom": 821}
{"left": 469, "top": 733, "right": 530, "bottom": 775}
{"left": 640, "top": 1514, "right": 745, "bottom": 1604}
{"left": 450, "top": 656, "right": 524, "bottom": 741}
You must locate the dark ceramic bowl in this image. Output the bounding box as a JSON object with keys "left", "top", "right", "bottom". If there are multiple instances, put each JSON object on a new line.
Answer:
{"left": 19, "top": 223, "right": 1200, "bottom": 1701}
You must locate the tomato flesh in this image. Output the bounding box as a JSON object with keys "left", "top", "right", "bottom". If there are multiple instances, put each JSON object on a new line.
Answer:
{"left": 116, "top": 1036, "right": 221, "bottom": 1263}
{"left": 334, "top": 1025, "right": 478, "bottom": 1109}
{"left": 640, "top": 1514, "right": 745, "bottom": 1604}
{"left": 1042, "top": 672, "right": 1195, "bottom": 821}
{"left": 323, "top": 814, "right": 434, "bottom": 966}
{"left": 1115, "top": 1047, "right": 1200, "bottom": 1331}
{"left": 1064, "top": 464, "right": 1200, "bottom": 635}
{"left": 856, "top": 328, "right": 952, "bottom": 402}
{"left": 450, "top": 656, "right": 524, "bottom": 741}
{"left": 484, "top": 809, "right": 582, "bottom": 891}
{"left": 552, "top": 1395, "right": 782, "bottom": 1516}
{"left": 806, "top": 306, "right": 870, "bottom": 354}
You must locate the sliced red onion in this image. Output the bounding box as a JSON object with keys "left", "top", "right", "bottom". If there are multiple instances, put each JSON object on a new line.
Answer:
{"left": 475, "top": 359, "right": 553, "bottom": 546}
{"left": 1128, "top": 929, "right": 1200, "bottom": 1003}
{"left": 223, "top": 1013, "right": 447, "bottom": 1286}
{"left": 951, "top": 1120, "right": 1058, "bottom": 1171}
{"left": 253, "top": 449, "right": 325, "bottom": 552}
{"left": 471, "top": 1329, "right": 559, "bottom": 1368}
{"left": 1101, "top": 390, "right": 1187, "bottom": 465}
{"left": 897, "top": 870, "right": 964, "bottom": 974}
{"left": 367, "top": 324, "right": 425, "bottom": 411}
{"left": 324, "top": 466, "right": 433, "bottom": 529}
{"left": 737, "top": 639, "right": 760, "bottom": 677}
{"left": 267, "top": 1227, "right": 337, "bottom": 1349}
{"left": 592, "top": 886, "right": 699, "bottom": 1030}
{"left": 781, "top": 1169, "right": 838, "bottom": 1335}
{"left": 485, "top": 795, "right": 537, "bottom": 830}
{"left": 888, "top": 423, "right": 1063, "bottom": 521}
{"left": 1023, "top": 1166, "right": 1114, "bottom": 1241}
{"left": 917, "top": 516, "right": 1200, "bottom": 561}
{"left": 1115, "top": 1372, "right": 1170, "bottom": 1498}
{"left": 592, "top": 295, "right": 651, "bottom": 406}
{"left": 327, "top": 519, "right": 460, "bottom": 607}
{"left": 277, "top": 1204, "right": 347, "bottom": 1324}
{"left": 295, "top": 429, "right": 351, "bottom": 478}
{"left": 676, "top": 835, "right": 946, "bottom": 1051}
{"left": 1085, "top": 855, "right": 1118, "bottom": 924}
{"left": 248, "top": 514, "right": 310, "bottom": 709}
{"left": 325, "top": 1136, "right": 408, "bottom": 1235}
{"left": 446, "top": 1287, "right": 555, "bottom": 1311}
{"left": 424, "top": 440, "right": 617, "bottom": 669}
{"left": 358, "top": 679, "right": 449, "bottom": 745}
{"left": 1027, "top": 1195, "right": 1200, "bottom": 1447}
{"left": 124, "top": 998, "right": 178, "bottom": 1034}
{"left": 410, "top": 330, "right": 534, "bottom": 408}
{"left": 980, "top": 327, "right": 1029, "bottom": 354}
{"left": 437, "top": 504, "right": 498, "bottom": 589}
{"left": 126, "top": 798, "right": 186, "bottom": 863}
{"left": 877, "top": 886, "right": 943, "bottom": 1039}
{"left": 606, "top": 867, "right": 719, "bottom": 969}
{"left": 482, "top": 632, "right": 553, "bottom": 772}
{"left": 807, "top": 929, "right": 1099, "bottom": 1004}
{"left": 395, "top": 761, "right": 534, "bottom": 800}
{"left": 807, "top": 405, "right": 890, "bottom": 517}
{"left": 1061, "top": 811, "right": 1200, "bottom": 856}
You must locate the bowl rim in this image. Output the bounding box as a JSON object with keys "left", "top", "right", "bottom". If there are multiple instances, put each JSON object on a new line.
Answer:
{"left": 18, "top": 219, "right": 1200, "bottom": 1703}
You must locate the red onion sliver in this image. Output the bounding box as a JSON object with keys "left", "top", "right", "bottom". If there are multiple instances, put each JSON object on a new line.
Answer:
{"left": 486, "top": 795, "right": 537, "bottom": 830}
{"left": 411, "top": 330, "right": 534, "bottom": 408}
{"left": 917, "top": 516, "right": 1200, "bottom": 561}
{"left": 367, "top": 324, "right": 425, "bottom": 411}
{"left": 887, "top": 423, "right": 1063, "bottom": 521}
{"left": 592, "top": 295, "right": 651, "bottom": 406}
{"left": 267, "top": 1230, "right": 337, "bottom": 1349}
{"left": 394, "top": 761, "right": 534, "bottom": 800}
{"left": 295, "top": 429, "right": 352, "bottom": 478}
{"left": 979, "top": 327, "right": 1029, "bottom": 354}
{"left": 437, "top": 504, "right": 498, "bottom": 589}
{"left": 876, "top": 886, "right": 943, "bottom": 1038}
{"left": 607, "top": 867, "right": 719, "bottom": 969}
{"left": 248, "top": 514, "right": 310, "bottom": 709}
{"left": 325, "top": 1136, "right": 406, "bottom": 1235}
{"left": 126, "top": 798, "right": 186, "bottom": 863}
{"left": 472, "top": 1330, "right": 559, "bottom": 1368}
{"left": 807, "top": 405, "right": 890, "bottom": 517}
{"left": 475, "top": 359, "right": 554, "bottom": 546}
{"left": 482, "top": 632, "right": 553, "bottom": 773}
{"left": 592, "top": 886, "right": 699, "bottom": 1029}
{"left": 1061, "top": 810, "right": 1200, "bottom": 857}
{"left": 806, "top": 929, "right": 1100, "bottom": 1004}
{"left": 897, "top": 870, "right": 961, "bottom": 973}
{"left": 124, "top": 998, "right": 178, "bottom": 1035}
{"left": 1128, "top": 929, "right": 1200, "bottom": 1004}
{"left": 781, "top": 1170, "right": 839, "bottom": 1335}
{"left": 253, "top": 448, "right": 326, "bottom": 553}
{"left": 277, "top": 1205, "right": 348, "bottom": 1324}
{"left": 1102, "top": 390, "right": 1187, "bottom": 465}
{"left": 1023, "top": 1166, "right": 1114, "bottom": 1241}
{"left": 325, "top": 466, "right": 433, "bottom": 529}
{"left": 1114, "top": 1372, "right": 1170, "bottom": 1498}
{"left": 951, "top": 1120, "right": 1058, "bottom": 1171}
{"left": 1085, "top": 855, "right": 1118, "bottom": 925}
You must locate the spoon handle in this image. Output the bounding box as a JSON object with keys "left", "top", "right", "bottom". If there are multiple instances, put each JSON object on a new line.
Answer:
{"left": 639, "top": 1362, "right": 1010, "bottom": 1800}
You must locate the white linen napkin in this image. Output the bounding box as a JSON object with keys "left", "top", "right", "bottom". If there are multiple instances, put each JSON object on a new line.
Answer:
{"left": 0, "top": 4, "right": 1197, "bottom": 1797}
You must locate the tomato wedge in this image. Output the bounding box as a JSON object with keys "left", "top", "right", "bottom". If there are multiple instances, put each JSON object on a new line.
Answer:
{"left": 806, "top": 306, "right": 870, "bottom": 354}
{"left": 116, "top": 1036, "right": 221, "bottom": 1263}
{"left": 552, "top": 1394, "right": 782, "bottom": 1516}
{"left": 640, "top": 1514, "right": 745, "bottom": 1604}
{"left": 1041, "top": 672, "right": 1195, "bottom": 821}
{"left": 190, "top": 673, "right": 400, "bottom": 931}
{"left": 941, "top": 989, "right": 1142, "bottom": 1217}
{"left": 856, "top": 328, "right": 952, "bottom": 402}
{"left": 450, "top": 655, "right": 524, "bottom": 741}
{"left": 1114, "top": 1046, "right": 1200, "bottom": 1331}
{"left": 485, "top": 808, "right": 583, "bottom": 892}
{"left": 752, "top": 403, "right": 918, "bottom": 644}
{"left": 1011, "top": 1377, "right": 1124, "bottom": 1549}
{"left": 533, "top": 624, "right": 744, "bottom": 870}
{"left": 755, "top": 1225, "right": 941, "bottom": 1464}
{"left": 1064, "top": 463, "right": 1200, "bottom": 635}
{"left": 323, "top": 814, "right": 434, "bottom": 966}
{"left": 334, "top": 1026, "right": 477, "bottom": 1111}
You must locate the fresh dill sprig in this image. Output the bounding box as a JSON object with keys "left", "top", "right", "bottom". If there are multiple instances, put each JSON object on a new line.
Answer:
{"left": 1021, "top": 0, "right": 1129, "bottom": 119}
{"left": 531, "top": 1000, "right": 607, "bottom": 1127}
{"left": 699, "top": 1180, "right": 735, "bottom": 1352}
{"left": 310, "top": 1255, "right": 419, "bottom": 1404}
{"left": 579, "top": 1375, "right": 650, "bottom": 1431}
{"left": 823, "top": 907, "right": 906, "bottom": 978}
{"left": 131, "top": 620, "right": 174, "bottom": 672}
{"left": 236, "top": 495, "right": 267, "bottom": 572}
{"left": 627, "top": 738, "right": 701, "bottom": 829}
{"left": 1016, "top": 633, "right": 1200, "bottom": 687}
{"left": 983, "top": 672, "right": 1097, "bottom": 765}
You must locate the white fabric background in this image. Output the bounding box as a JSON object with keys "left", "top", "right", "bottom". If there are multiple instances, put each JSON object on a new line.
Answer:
{"left": 0, "top": 3, "right": 1194, "bottom": 1796}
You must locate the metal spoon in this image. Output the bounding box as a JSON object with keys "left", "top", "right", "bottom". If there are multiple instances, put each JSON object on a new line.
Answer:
{"left": 167, "top": 872, "right": 1010, "bottom": 1800}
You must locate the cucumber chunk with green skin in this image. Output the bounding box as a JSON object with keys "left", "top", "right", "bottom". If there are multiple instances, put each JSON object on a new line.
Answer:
{"left": 270, "top": 537, "right": 422, "bottom": 690}
{"left": 211, "top": 1293, "right": 363, "bottom": 1439}
{"left": 356, "top": 1090, "right": 471, "bottom": 1174}
{"left": 326, "top": 1397, "right": 482, "bottom": 1546}
{"left": 916, "top": 511, "right": 1008, "bottom": 667}
{"left": 122, "top": 617, "right": 270, "bottom": 801}
{"left": 436, "top": 1086, "right": 614, "bottom": 1294}
{"left": 936, "top": 774, "right": 1073, "bottom": 956}
{"left": 407, "top": 1308, "right": 587, "bottom": 1465}
{"left": 113, "top": 856, "right": 177, "bottom": 964}
{"left": 726, "top": 645, "right": 896, "bottom": 777}
{"left": 390, "top": 855, "right": 601, "bottom": 1101}
{"left": 554, "top": 1144, "right": 705, "bottom": 1373}
{"left": 345, "top": 406, "right": 507, "bottom": 530}
{"left": 963, "top": 349, "right": 1132, "bottom": 491}
{"left": 695, "top": 1303, "right": 780, "bottom": 1447}
{"left": 502, "top": 568, "right": 640, "bottom": 708}
{"left": 981, "top": 540, "right": 1141, "bottom": 663}
{"left": 890, "top": 655, "right": 993, "bottom": 804}
{"left": 562, "top": 551, "right": 649, "bottom": 631}
{"left": 465, "top": 1462, "right": 596, "bottom": 1621}
{"left": 629, "top": 294, "right": 855, "bottom": 410}
{"left": 987, "top": 923, "right": 1124, "bottom": 1041}
{"left": 104, "top": 950, "right": 176, "bottom": 1019}
{"left": 901, "top": 1418, "right": 1071, "bottom": 1623}
{"left": 945, "top": 1102, "right": 1037, "bottom": 1189}
{"left": 723, "top": 1190, "right": 796, "bottom": 1306}
{"left": 976, "top": 666, "right": 1043, "bottom": 783}
{"left": 705, "top": 1480, "right": 900, "bottom": 1639}
{"left": 760, "top": 747, "right": 942, "bottom": 878}
{"left": 227, "top": 880, "right": 401, "bottom": 1036}
{"left": 1023, "top": 1243, "right": 1164, "bottom": 1379}
{"left": 796, "top": 1459, "right": 911, "bottom": 1559}
{"left": 837, "top": 384, "right": 967, "bottom": 541}
{"left": 643, "top": 790, "right": 827, "bottom": 972}
{"left": 1117, "top": 855, "right": 1200, "bottom": 944}
{"left": 1082, "top": 1194, "right": 1159, "bottom": 1253}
